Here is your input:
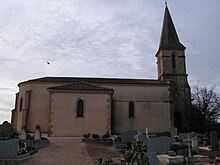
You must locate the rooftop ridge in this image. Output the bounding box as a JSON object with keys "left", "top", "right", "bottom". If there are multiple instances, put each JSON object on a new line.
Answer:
{"left": 18, "top": 76, "right": 169, "bottom": 86}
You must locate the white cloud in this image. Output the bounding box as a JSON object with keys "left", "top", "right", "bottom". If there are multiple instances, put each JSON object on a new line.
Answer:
{"left": 0, "top": 0, "right": 220, "bottom": 122}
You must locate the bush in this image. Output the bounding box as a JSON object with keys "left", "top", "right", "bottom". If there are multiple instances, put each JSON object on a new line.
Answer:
{"left": 83, "top": 133, "right": 91, "bottom": 139}
{"left": 92, "top": 134, "right": 100, "bottom": 138}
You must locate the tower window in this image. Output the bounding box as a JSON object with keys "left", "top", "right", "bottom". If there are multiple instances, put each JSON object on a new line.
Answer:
{"left": 172, "top": 54, "right": 176, "bottom": 69}
{"left": 172, "top": 54, "right": 176, "bottom": 72}
{"left": 77, "top": 99, "right": 84, "bottom": 117}
{"left": 129, "top": 101, "right": 135, "bottom": 118}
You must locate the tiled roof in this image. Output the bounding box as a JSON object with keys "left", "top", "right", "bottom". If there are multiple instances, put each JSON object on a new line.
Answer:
{"left": 19, "top": 76, "right": 168, "bottom": 86}
{"left": 47, "top": 81, "right": 114, "bottom": 92}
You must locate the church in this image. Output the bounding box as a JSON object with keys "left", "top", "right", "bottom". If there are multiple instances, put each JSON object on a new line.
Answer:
{"left": 11, "top": 5, "right": 191, "bottom": 137}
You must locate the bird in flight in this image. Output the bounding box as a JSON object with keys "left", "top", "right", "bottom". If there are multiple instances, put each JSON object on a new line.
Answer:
{"left": 47, "top": 61, "right": 50, "bottom": 65}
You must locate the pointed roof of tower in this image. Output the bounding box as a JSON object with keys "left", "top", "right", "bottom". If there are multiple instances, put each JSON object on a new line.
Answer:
{"left": 159, "top": 5, "right": 186, "bottom": 50}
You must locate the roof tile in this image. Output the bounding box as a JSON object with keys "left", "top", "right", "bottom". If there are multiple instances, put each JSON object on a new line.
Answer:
{"left": 47, "top": 81, "right": 114, "bottom": 92}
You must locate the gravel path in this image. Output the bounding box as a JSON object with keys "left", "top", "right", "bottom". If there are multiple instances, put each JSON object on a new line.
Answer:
{"left": 22, "top": 137, "right": 95, "bottom": 165}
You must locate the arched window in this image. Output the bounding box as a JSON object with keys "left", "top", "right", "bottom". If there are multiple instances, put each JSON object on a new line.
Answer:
{"left": 19, "top": 97, "right": 23, "bottom": 111}
{"left": 129, "top": 101, "right": 135, "bottom": 118}
{"left": 77, "top": 99, "right": 84, "bottom": 117}
{"left": 171, "top": 54, "right": 176, "bottom": 69}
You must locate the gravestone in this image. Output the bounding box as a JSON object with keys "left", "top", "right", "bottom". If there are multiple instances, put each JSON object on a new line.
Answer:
{"left": 0, "top": 139, "right": 19, "bottom": 159}
{"left": 134, "top": 134, "right": 159, "bottom": 165}
{"left": 169, "top": 127, "right": 177, "bottom": 143}
{"left": 180, "top": 132, "right": 192, "bottom": 145}
{"left": 20, "top": 128, "right": 27, "bottom": 140}
{"left": 150, "top": 136, "right": 171, "bottom": 153}
{"left": 147, "top": 140, "right": 160, "bottom": 165}
{"left": 121, "top": 130, "right": 138, "bottom": 144}
{"left": 34, "top": 125, "right": 41, "bottom": 140}
{"left": 210, "top": 131, "right": 218, "bottom": 150}
{"left": 192, "top": 133, "right": 198, "bottom": 152}
{"left": 115, "top": 130, "right": 138, "bottom": 150}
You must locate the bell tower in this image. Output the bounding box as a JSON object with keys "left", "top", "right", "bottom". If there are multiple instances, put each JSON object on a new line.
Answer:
{"left": 156, "top": 5, "right": 191, "bottom": 132}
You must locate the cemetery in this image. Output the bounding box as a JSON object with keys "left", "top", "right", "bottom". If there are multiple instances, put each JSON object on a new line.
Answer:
{"left": 1, "top": 120, "right": 220, "bottom": 164}
{"left": 82, "top": 128, "right": 220, "bottom": 164}
{"left": 0, "top": 121, "right": 49, "bottom": 164}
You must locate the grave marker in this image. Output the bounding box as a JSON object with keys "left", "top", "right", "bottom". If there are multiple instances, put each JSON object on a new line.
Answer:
{"left": 210, "top": 131, "right": 218, "bottom": 150}
{"left": 20, "top": 128, "right": 27, "bottom": 140}
{"left": 34, "top": 125, "right": 41, "bottom": 140}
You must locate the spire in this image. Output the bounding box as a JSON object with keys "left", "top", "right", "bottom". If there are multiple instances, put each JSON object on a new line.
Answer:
{"left": 159, "top": 5, "right": 185, "bottom": 50}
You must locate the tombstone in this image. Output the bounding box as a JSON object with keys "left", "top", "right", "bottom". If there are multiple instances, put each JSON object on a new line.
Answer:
{"left": 0, "top": 121, "right": 17, "bottom": 139}
{"left": 115, "top": 130, "right": 138, "bottom": 150}
{"left": 120, "top": 130, "right": 138, "bottom": 148}
{"left": 34, "top": 125, "right": 41, "bottom": 140}
{"left": 169, "top": 127, "right": 177, "bottom": 143}
{"left": 180, "top": 132, "right": 192, "bottom": 144}
{"left": 134, "top": 134, "right": 159, "bottom": 165}
{"left": 135, "top": 133, "right": 148, "bottom": 145}
{"left": 150, "top": 136, "right": 171, "bottom": 153}
{"left": 20, "top": 128, "right": 27, "bottom": 140}
{"left": 192, "top": 133, "right": 199, "bottom": 152}
{"left": 121, "top": 130, "right": 138, "bottom": 144}
{"left": 0, "top": 139, "right": 19, "bottom": 159}
{"left": 210, "top": 131, "right": 218, "bottom": 150}
{"left": 147, "top": 139, "right": 160, "bottom": 165}
{"left": 187, "top": 134, "right": 192, "bottom": 157}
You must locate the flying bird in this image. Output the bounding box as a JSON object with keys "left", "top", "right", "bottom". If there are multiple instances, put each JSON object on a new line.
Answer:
{"left": 47, "top": 61, "right": 50, "bottom": 65}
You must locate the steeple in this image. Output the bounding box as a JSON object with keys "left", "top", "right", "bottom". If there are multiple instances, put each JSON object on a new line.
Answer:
{"left": 155, "top": 4, "right": 191, "bottom": 132}
{"left": 159, "top": 5, "right": 185, "bottom": 50}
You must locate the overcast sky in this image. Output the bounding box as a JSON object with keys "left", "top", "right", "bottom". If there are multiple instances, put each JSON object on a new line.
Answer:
{"left": 0, "top": 0, "right": 220, "bottom": 123}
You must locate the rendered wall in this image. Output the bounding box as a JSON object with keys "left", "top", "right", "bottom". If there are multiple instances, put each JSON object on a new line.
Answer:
{"left": 48, "top": 92, "right": 111, "bottom": 137}
{"left": 16, "top": 82, "right": 65, "bottom": 132}
{"left": 15, "top": 81, "right": 171, "bottom": 135}
{"left": 103, "top": 85, "right": 171, "bottom": 134}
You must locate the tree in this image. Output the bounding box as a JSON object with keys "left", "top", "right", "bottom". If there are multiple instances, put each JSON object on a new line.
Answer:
{"left": 190, "top": 85, "right": 220, "bottom": 132}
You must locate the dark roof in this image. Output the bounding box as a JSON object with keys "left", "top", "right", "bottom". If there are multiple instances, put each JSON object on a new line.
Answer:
{"left": 19, "top": 76, "right": 168, "bottom": 86}
{"left": 159, "top": 6, "right": 185, "bottom": 50}
{"left": 47, "top": 81, "right": 114, "bottom": 92}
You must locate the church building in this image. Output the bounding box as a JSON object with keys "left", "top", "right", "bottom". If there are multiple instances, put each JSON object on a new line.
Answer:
{"left": 11, "top": 5, "right": 191, "bottom": 137}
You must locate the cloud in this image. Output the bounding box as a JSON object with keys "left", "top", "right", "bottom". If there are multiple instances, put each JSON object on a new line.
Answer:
{"left": 0, "top": 0, "right": 220, "bottom": 122}
{"left": 0, "top": 111, "right": 11, "bottom": 124}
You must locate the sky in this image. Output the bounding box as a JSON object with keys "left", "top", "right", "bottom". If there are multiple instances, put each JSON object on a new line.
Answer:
{"left": 0, "top": 0, "right": 220, "bottom": 124}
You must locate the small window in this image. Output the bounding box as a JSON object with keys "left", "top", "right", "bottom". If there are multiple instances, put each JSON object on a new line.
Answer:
{"left": 19, "top": 97, "right": 23, "bottom": 111}
{"left": 172, "top": 54, "right": 176, "bottom": 69}
{"left": 77, "top": 99, "right": 84, "bottom": 117}
{"left": 129, "top": 101, "right": 135, "bottom": 118}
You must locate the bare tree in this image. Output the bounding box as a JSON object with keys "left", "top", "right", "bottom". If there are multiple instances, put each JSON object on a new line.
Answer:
{"left": 190, "top": 85, "right": 220, "bottom": 132}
